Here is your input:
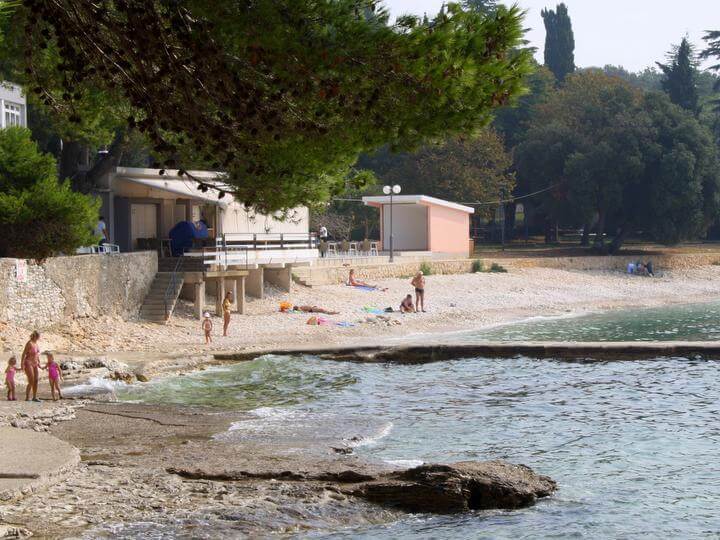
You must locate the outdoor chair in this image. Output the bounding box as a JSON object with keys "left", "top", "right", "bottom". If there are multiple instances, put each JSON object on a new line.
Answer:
{"left": 360, "top": 239, "right": 371, "bottom": 255}
{"left": 369, "top": 241, "right": 379, "bottom": 256}
{"left": 327, "top": 242, "right": 338, "bottom": 257}
{"left": 348, "top": 241, "right": 358, "bottom": 256}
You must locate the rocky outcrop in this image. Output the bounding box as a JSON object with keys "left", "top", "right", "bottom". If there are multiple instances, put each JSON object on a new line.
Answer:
{"left": 168, "top": 460, "right": 556, "bottom": 515}
{"left": 347, "top": 461, "right": 556, "bottom": 514}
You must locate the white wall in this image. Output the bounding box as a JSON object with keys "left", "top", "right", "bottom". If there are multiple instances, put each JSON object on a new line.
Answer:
{"left": 220, "top": 203, "right": 309, "bottom": 235}
{"left": 382, "top": 204, "right": 428, "bottom": 251}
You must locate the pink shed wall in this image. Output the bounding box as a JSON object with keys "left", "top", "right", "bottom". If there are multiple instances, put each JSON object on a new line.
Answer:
{"left": 426, "top": 203, "right": 470, "bottom": 255}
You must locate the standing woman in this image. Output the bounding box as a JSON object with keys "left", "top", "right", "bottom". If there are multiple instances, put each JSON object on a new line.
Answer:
{"left": 21, "top": 331, "right": 41, "bottom": 402}
{"left": 222, "top": 291, "right": 233, "bottom": 337}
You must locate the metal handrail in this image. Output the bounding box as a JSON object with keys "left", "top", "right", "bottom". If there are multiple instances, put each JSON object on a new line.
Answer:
{"left": 163, "top": 253, "right": 184, "bottom": 320}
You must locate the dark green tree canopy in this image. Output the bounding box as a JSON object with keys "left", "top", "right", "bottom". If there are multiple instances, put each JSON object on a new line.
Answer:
{"left": 541, "top": 3, "right": 575, "bottom": 82}
{"left": 0, "top": 127, "right": 99, "bottom": 259}
{"left": 19, "top": 0, "right": 532, "bottom": 213}
{"left": 516, "top": 71, "right": 720, "bottom": 252}
{"left": 657, "top": 37, "right": 699, "bottom": 115}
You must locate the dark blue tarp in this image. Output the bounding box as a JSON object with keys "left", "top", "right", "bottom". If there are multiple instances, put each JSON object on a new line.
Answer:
{"left": 169, "top": 221, "right": 196, "bottom": 256}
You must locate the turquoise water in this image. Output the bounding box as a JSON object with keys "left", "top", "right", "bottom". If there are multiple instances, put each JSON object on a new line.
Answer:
{"left": 453, "top": 301, "right": 720, "bottom": 342}
{"left": 117, "top": 352, "right": 720, "bottom": 539}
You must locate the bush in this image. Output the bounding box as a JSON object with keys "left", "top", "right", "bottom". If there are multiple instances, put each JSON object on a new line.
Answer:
{"left": 0, "top": 128, "right": 99, "bottom": 259}
{"left": 489, "top": 262, "right": 508, "bottom": 273}
{"left": 471, "top": 259, "right": 484, "bottom": 273}
{"left": 419, "top": 261, "right": 433, "bottom": 275}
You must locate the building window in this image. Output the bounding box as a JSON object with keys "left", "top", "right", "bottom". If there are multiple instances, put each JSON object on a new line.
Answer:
{"left": 4, "top": 102, "right": 23, "bottom": 127}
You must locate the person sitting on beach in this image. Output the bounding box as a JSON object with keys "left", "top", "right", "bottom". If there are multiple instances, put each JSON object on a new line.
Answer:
{"left": 202, "top": 312, "right": 213, "bottom": 344}
{"left": 293, "top": 305, "right": 340, "bottom": 315}
{"left": 5, "top": 356, "right": 17, "bottom": 401}
{"left": 41, "top": 352, "right": 63, "bottom": 401}
{"left": 400, "top": 294, "right": 415, "bottom": 313}
{"left": 411, "top": 271, "right": 426, "bottom": 313}
{"left": 645, "top": 261, "right": 655, "bottom": 277}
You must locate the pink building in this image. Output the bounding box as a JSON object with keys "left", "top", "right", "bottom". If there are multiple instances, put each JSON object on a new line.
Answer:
{"left": 362, "top": 195, "right": 475, "bottom": 256}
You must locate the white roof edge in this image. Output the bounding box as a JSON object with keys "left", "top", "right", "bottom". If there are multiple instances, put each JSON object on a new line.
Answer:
{"left": 116, "top": 175, "right": 230, "bottom": 207}
{"left": 114, "top": 166, "right": 223, "bottom": 181}
{"left": 362, "top": 195, "right": 474, "bottom": 214}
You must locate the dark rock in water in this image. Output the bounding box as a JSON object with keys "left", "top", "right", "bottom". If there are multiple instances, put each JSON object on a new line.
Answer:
{"left": 347, "top": 461, "right": 557, "bottom": 514}
{"left": 135, "top": 373, "right": 150, "bottom": 383}
{"left": 331, "top": 446, "right": 353, "bottom": 455}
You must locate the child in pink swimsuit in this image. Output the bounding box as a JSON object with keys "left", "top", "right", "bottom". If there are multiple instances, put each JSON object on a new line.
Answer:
{"left": 42, "top": 353, "right": 63, "bottom": 401}
{"left": 5, "top": 357, "right": 17, "bottom": 401}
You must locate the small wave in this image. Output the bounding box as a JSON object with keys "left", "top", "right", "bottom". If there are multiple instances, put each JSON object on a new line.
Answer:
{"left": 347, "top": 421, "right": 394, "bottom": 447}
{"left": 63, "top": 376, "right": 129, "bottom": 397}
{"left": 384, "top": 459, "right": 425, "bottom": 468}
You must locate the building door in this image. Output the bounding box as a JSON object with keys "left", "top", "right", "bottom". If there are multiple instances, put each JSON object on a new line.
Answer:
{"left": 174, "top": 203, "right": 187, "bottom": 224}
{"left": 131, "top": 204, "right": 158, "bottom": 249}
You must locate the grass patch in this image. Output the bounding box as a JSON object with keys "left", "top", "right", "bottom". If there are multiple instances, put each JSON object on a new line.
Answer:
{"left": 489, "top": 262, "right": 508, "bottom": 273}
{"left": 471, "top": 259, "right": 484, "bottom": 273}
{"left": 419, "top": 262, "right": 433, "bottom": 275}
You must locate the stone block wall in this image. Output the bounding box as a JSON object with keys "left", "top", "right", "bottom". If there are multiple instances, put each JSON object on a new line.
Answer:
{"left": 0, "top": 252, "right": 157, "bottom": 328}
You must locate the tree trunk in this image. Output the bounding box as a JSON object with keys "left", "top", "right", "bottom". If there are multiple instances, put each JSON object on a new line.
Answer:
{"left": 59, "top": 140, "right": 84, "bottom": 184}
{"left": 608, "top": 226, "right": 629, "bottom": 254}
{"left": 580, "top": 223, "right": 591, "bottom": 246}
{"left": 593, "top": 210, "right": 606, "bottom": 250}
{"left": 84, "top": 132, "right": 127, "bottom": 192}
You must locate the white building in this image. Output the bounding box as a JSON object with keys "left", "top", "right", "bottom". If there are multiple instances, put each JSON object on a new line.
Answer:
{"left": 94, "top": 167, "right": 312, "bottom": 255}
{"left": 0, "top": 82, "right": 26, "bottom": 128}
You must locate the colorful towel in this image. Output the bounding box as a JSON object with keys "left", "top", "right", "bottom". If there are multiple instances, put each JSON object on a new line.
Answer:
{"left": 362, "top": 306, "right": 384, "bottom": 315}
{"left": 351, "top": 285, "right": 377, "bottom": 292}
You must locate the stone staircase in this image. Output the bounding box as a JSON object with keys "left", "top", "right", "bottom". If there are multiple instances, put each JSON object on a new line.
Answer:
{"left": 157, "top": 256, "right": 206, "bottom": 273}
{"left": 139, "top": 272, "right": 185, "bottom": 323}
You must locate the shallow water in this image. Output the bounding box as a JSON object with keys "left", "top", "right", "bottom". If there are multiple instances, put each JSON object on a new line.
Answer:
{"left": 117, "top": 352, "right": 720, "bottom": 539}
{"left": 450, "top": 301, "right": 720, "bottom": 343}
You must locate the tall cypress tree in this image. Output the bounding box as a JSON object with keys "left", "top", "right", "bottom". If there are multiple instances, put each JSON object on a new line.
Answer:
{"left": 541, "top": 3, "right": 575, "bottom": 82}
{"left": 657, "top": 37, "right": 700, "bottom": 115}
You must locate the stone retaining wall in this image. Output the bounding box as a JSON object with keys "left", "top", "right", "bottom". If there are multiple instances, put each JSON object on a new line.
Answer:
{"left": 296, "top": 251, "right": 720, "bottom": 286}
{"left": 0, "top": 252, "right": 157, "bottom": 328}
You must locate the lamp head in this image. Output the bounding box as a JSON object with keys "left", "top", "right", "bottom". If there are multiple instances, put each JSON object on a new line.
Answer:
{"left": 392, "top": 185, "right": 402, "bottom": 194}
{"left": 382, "top": 185, "right": 391, "bottom": 195}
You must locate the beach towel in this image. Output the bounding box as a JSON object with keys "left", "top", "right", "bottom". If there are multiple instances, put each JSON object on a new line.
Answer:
{"left": 336, "top": 321, "right": 355, "bottom": 327}
{"left": 351, "top": 285, "right": 377, "bottom": 292}
{"left": 362, "top": 306, "right": 385, "bottom": 315}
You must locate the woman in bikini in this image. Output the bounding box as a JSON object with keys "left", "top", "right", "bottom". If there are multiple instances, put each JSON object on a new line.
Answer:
{"left": 21, "top": 331, "right": 41, "bottom": 402}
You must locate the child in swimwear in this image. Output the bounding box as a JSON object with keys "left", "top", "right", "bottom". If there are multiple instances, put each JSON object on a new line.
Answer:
{"left": 5, "top": 357, "right": 17, "bottom": 401}
{"left": 42, "top": 352, "right": 63, "bottom": 401}
{"left": 202, "top": 312, "right": 213, "bottom": 344}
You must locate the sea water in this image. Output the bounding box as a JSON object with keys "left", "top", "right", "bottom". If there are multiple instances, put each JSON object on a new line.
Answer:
{"left": 449, "top": 301, "right": 720, "bottom": 343}
{"left": 115, "top": 346, "right": 720, "bottom": 538}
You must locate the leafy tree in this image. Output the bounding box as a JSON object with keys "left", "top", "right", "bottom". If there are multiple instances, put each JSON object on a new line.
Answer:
{"left": 701, "top": 30, "right": 720, "bottom": 115}
{"left": 516, "top": 71, "right": 720, "bottom": 252}
{"left": 541, "top": 3, "right": 575, "bottom": 82}
{"left": 0, "top": 127, "right": 98, "bottom": 259}
{"left": 463, "top": 0, "right": 497, "bottom": 14}
{"left": 18, "top": 0, "right": 533, "bottom": 213}
{"left": 361, "top": 129, "right": 515, "bottom": 219}
{"left": 657, "top": 37, "right": 699, "bottom": 115}
{"left": 601, "top": 65, "right": 662, "bottom": 92}
{"left": 493, "top": 62, "right": 555, "bottom": 148}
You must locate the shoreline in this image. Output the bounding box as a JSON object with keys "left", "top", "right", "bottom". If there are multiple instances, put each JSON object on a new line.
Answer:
{"left": 3, "top": 266, "right": 720, "bottom": 537}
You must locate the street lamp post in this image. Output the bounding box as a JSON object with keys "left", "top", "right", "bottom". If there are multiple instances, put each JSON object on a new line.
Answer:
{"left": 383, "top": 184, "right": 401, "bottom": 262}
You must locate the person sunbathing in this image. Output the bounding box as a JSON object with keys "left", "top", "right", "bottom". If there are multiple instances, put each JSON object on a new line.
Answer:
{"left": 294, "top": 305, "right": 340, "bottom": 315}
{"left": 347, "top": 269, "right": 387, "bottom": 291}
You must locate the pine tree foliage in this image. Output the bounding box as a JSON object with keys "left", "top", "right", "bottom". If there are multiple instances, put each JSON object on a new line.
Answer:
{"left": 18, "top": 0, "right": 532, "bottom": 213}
{"left": 657, "top": 37, "right": 699, "bottom": 115}
{"left": 541, "top": 3, "right": 575, "bottom": 82}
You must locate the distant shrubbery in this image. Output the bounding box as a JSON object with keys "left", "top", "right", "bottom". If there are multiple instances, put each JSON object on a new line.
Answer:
{"left": 0, "top": 128, "right": 99, "bottom": 260}
{"left": 419, "top": 262, "right": 433, "bottom": 275}
{"left": 471, "top": 259, "right": 507, "bottom": 273}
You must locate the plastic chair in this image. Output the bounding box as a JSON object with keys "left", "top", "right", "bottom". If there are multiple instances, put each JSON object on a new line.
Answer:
{"left": 369, "top": 241, "right": 379, "bottom": 256}
{"left": 348, "top": 241, "right": 358, "bottom": 256}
